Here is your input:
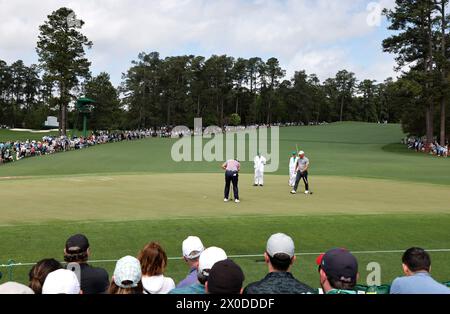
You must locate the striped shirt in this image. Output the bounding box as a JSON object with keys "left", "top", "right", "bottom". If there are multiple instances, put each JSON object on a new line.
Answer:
{"left": 225, "top": 160, "right": 240, "bottom": 172}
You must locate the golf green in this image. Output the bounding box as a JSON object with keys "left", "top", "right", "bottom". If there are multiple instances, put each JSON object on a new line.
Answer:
{"left": 0, "top": 123, "right": 448, "bottom": 289}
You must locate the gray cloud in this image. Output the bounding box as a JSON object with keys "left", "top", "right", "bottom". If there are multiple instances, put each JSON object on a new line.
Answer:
{"left": 0, "top": 0, "right": 397, "bottom": 85}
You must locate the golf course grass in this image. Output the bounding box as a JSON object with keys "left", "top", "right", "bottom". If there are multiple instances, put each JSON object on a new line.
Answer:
{"left": 0, "top": 122, "right": 449, "bottom": 289}
{"left": 0, "top": 129, "right": 58, "bottom": 142}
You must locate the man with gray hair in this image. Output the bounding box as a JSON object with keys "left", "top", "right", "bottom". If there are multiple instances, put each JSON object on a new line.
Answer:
{"left": 176, "top": 236, "right": 205, "bottom": 288}
{"left": 170, "top": 247, "right": 227, "bottom": 294}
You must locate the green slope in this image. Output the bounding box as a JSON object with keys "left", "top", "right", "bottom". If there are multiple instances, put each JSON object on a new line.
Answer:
{"left": 1, "top": 123, "right": 448, "bottom": 185}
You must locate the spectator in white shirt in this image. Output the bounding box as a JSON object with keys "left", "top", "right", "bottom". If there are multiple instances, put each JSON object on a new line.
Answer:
{"left": 138, "top": 242, "right": 176, "bottom": 294}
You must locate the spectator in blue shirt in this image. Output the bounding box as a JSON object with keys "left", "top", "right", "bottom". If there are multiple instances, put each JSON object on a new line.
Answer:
{"left": 391, "top": 247, "right": 450, "bottom": 294}
{"left": 170, "top": 247, "right": 227, "bottom": 294}
{"left": 176, "top": 236, "right": 205, "bottom": 289}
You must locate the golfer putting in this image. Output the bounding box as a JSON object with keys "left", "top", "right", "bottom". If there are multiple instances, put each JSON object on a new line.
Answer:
{"left": 222, "top": 159, "right": 240, "bottom": 203}
{"left": 291, "top": 151, "right": 311, "bottom": 195}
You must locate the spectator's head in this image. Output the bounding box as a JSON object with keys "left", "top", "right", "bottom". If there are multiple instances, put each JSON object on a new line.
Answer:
{"left": 42, "top": 269, "right": 81, "bottom": 294}
{"left": 402, "top": 247, "right": 431, "bottom": 275}
{"left": 109, "top": 256, "right": 143, "bottom": 295}
{"left": 317, "top": 248, "right": 359, "bottom": 293}
{"left": 64, "top": 234, "right": 90, "bottom": 263}
{"left": 28, "top": 258, "right": 63, "bottom": 294}
{"left": 0, "top": 282, "right": 35, "bottom": 294}
{"left": 265, "top": 233, "right": 296, "bottom": 272}
{"left": 182, "top": 236, "right": 205, "bottom": 268}
{"left": 198, "top": 247, "right": 227, "bottom": 285}
{"left": 138, "top": 242, "right": 168, "bottom": 277}
{"left": 299, "top": 151, "right": 305, "bottom": 158}
{"left": 205, "top": 259, "right": 245, "bottom": 295}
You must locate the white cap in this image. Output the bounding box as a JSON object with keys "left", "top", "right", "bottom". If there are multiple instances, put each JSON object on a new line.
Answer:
{"left": 0, "top": 282, "right": 34, "bottom": 294}
{"left": 198, "top": 247, "right": 227, "bottom": 276}
{"left": 42, "top": 269, "right": 80, "bottom": 294}
{"left": 113, "top": 256, "right": 142, "bottom": 288}
{"left": 299, "top": 151, "right": 305, "bottom": 156}
{"left": 266, "top": 233, "right": 295, "bottom": 258}
{"left": 182, "top": 236, "right": 205, "bottom": 259}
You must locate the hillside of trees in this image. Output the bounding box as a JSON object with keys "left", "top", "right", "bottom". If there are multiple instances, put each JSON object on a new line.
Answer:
{"left": 0, "top": 2, "right": 448, "bottom": 145}
{"left": 1, "top": 54, "right": 407, "bottom": 129}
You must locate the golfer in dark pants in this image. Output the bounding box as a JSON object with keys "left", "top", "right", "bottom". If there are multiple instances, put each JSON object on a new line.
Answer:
{"left": 222, "top": 159, "right": 240, "bottom": 203}
{"left": 291, "top": 151, "right": 310, "bottom": 195}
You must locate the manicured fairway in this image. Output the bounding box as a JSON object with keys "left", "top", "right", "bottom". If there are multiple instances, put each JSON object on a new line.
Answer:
{"left": 0, "top": 123, "right": 449, "bottom": 288}
{"left": 1, "top": 123, "right": 449, "bottom": 184}
{"left": 1, "top": 214, "right": 450, "bottom": 288}
{"left": 0, "top": 129, "right": 58, "bottom": 142}
{"left": 0, "top": 174, "right": 449, "bottom": 224}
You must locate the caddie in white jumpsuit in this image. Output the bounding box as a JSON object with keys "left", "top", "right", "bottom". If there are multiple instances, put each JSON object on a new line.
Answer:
{"left": 254, "top": 153, "right": 267, "bottom": 186}
{"left": 289, "top": 151, "right": 299, "bottom": 187}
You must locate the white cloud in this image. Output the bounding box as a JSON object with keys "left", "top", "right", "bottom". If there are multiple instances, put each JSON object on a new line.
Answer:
{"left": 0, "top": 0, "right": 398, "bottom": 85}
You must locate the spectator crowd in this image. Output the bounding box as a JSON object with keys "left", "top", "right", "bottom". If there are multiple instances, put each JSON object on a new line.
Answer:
{"left": 1, "top": 122, "right": 326, "bottom": 165}
{"left": 0, "top": 233, "right": 448, "bottom": 295}
{"left": 404, "top": 137, "right": 449, "bottom": 157}
{"left": 0, "top": 130, "right": 153, "bottom": 165}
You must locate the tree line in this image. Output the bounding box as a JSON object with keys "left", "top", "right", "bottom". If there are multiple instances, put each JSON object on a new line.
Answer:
{"left": 383, "top": 0, "right": 449, "bottom": 146}
{"left": 0, "top": 53, "right": 404, "bottom": 130}
{"left": 0, "top": 4, "right": 448, "bottom": 145}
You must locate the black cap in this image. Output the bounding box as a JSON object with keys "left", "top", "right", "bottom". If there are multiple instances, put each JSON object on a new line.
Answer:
{"left": 320, "top": 248, "right": 358, "bottom": 283}
{"left": 207, "top": 259, "right": 245, "bottom": 294}
{"left": 65, "top": 234, "right": 90, "bottom": 254}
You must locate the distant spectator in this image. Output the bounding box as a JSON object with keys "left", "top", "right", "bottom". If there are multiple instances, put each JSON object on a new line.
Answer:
{"left": 317, "top": 248, "right": 359, "bottom": 294}
{"left": 390, "top": 247, "right": 450, "bottom": 294}
{"left": 170, "top": 247, "right": 227, "bottom": 294}
{"left": 108, "top": 256, "right": 143, "bottom": 295}
{"left": 64, "top": 234, "right": 109, "bottom": 294}
{"left": 0, "top": 129, "right": 153, "bottom": 167}
{"left": 244, "top": 233, "right": 315, "bottom": 294}
{"left": 42, "top": 269, "right": 82, "bottom": 294}
{"left": 138, "top": 242, "right": 175, "bottom": 294}
{"left": 206, "top": 259, "right": 245, "bottom": 295}
{"left": 28, "top": 258, "right": 63, "bottom": 294}
{"left": 0, "top": 282, "right": 34, "bottom": 294}
{"left": 177, "top": 236, "right": 205, "bottom": 288}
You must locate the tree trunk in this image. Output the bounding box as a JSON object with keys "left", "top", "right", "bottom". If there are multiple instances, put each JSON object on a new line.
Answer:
{"left": 439, "top": 0, "right": 447, "bottom": 146}
{"left": 62, "top": 101, "right": 67, "bottom": 136}
{"left": 441, "top": 98, "right": 446, "bottom": 145}
{"left": 59, "top": 81, "right": 67, "bottom": 136}
{"left": 426, "top": 105, "right": 434, "bottom": 146}
{"left": 167, "top": 101, "right": 171, "bottom": 126}
{"left": 339, "top": 96, "right": 344, "bottom": 122}
{"left": 58, "top": 103, "right": 62, "bottom": 136}
{"left": 425, "top": 8, "right": 434, "bottom": 148}
{"left": 197, "top": 96, "right": 200, "bottom": 116}
{"left": 220, "top": 97, "right": 224, "bottom": 127}
{"left": 316, "top": 103, "right": 320, "bottom": 123}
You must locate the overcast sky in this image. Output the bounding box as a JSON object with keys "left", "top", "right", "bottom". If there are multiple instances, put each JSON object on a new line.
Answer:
{"left": 0, "top": 0, "right": 398, "bottom": 86}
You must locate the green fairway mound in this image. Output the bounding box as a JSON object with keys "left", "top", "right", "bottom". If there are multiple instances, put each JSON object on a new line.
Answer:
{"left": 0, "top": 129, "right": 58, "bottom": 142}
{"left": 1, "top": 123, "right": 448, "bottom": 185}
{"left": 0, "top": 174, "right": 449, "bottom": 225}
{"left": 1, "top": 213, "right": 450, "bottom": 289}
{"left": 1, "top": 123, "right": 449, "bottom": 288}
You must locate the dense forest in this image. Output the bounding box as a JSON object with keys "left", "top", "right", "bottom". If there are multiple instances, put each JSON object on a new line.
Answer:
{"left": 0, "top": 1, "right": 449, "bottom": 145}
